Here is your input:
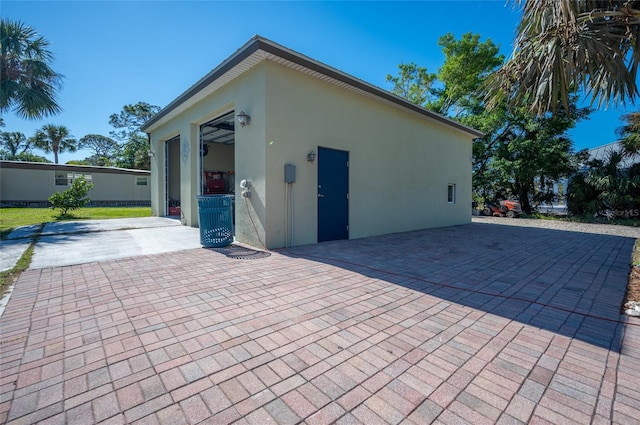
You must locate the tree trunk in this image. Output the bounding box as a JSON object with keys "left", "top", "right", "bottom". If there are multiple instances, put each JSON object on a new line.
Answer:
{"left": 518, "top": 188, "right": 533, "bottom": 213}
{"left": 514, "top": 179, "right": 533, "bottom": 213}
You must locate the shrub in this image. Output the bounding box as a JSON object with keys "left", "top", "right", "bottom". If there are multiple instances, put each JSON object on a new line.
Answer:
{"left": 567, "top": 150, "right": 640, "bottom": 217}
{"left": 48, "top": 176, "right": 94, "bottom": 216}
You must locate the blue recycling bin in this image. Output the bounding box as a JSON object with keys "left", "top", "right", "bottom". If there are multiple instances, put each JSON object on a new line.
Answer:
{"left": 196, "top": 195, "right": 234, "bottom": 247}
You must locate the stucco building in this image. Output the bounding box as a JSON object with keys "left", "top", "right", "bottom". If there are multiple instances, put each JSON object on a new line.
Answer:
{"left": 142, "top": 36, "right": 482, "bottom": 249}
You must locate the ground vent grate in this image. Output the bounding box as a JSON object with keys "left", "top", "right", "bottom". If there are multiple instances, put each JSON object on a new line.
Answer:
{"left": 208, "top": 245, "right": 271, "bottom": 260}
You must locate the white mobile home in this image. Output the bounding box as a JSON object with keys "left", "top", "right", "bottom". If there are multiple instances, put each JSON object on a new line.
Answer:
{"left": 0, "top": 161, "right": 151, "bottom": 207}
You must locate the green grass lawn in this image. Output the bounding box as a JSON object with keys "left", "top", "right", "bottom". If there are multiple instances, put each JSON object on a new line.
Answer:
{"left": 0, "top": 207, "right": 152, "bottom": 235}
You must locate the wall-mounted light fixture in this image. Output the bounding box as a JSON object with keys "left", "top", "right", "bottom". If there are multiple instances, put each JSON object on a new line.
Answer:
{"left": 307, "top": 150, "right": 316, "bottom": 163}
{"left": 148, "top": 150, "right": 155, "bottom": 158}
{"left": 237, "top": 111, "right": 250, "bottom": 127}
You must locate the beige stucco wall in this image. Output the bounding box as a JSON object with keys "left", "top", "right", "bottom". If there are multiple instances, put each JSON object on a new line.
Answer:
{"left": 262, "top": 61, "right": 472, "bottom": 248}
{"left": 148, "top": 59, "right": 472, "bottom": 249}
{"left": 148, "top": 67, "right": 267, "bottom": 248}
{"left": 0, "top": 166, "right": 150, "bottom": 203}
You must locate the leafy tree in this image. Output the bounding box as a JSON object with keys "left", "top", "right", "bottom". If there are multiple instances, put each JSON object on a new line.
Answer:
{"left": 79, "top": 134, "right": 118, "bottom": 166}
{"left": 65, "top": 159, "right": 91, "bottom": 166}
{"left": 116, "top": 133, "right": 151, "bottom": 170}
{"left": 485, "top": 1, "right": 640, "bottom": 115}
{"left": 431, "top": 33, "right": 504, "bottom": 117}
{"left": 84, "top": 155, "right": 108, "bottom": 166}
{"left": 31, "top": 124, "right": 77, "bottom": 164}
{"left": 0, "top": 19, "right": 63, "bottom": 119}
{"left": 386, "top": 33, "right": 503, "bottom": 117}
{"left": 109, "top": 101, "right": 160, "bottom": 141}
{"left": 109, "top": 102, "right": 160, "bottom": 170}
{"left": 73, "top": 154, "right": 120, "bottom": 167}
{"left": 0, "top": 130, "right": 50, "bottom": 162}
{"left": 0, "top": 131, "right": 31, "bottom": 158}
{"left": 488, "top": 104, "right": 590, "bottom": 212}
{"left": 14, "top": 152, "right": 51, "bottom": 162}
{"left": 48, "top": 176, "right": 93, "bottom": 216}
{"left": 386, "top": 63, "right": 436, "bottom": 107}
{"left": 470, "top": 101, "right": 590, "bottom": 213}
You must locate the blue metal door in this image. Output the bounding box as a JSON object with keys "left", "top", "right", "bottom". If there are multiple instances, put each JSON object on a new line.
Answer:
{"left": 317, "top": 147, "right": 349, "bottom": 242}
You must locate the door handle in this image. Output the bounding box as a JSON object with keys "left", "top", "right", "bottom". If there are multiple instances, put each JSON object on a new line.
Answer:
{"left": 318, "top": 194, "right": 325, "bottom": 198}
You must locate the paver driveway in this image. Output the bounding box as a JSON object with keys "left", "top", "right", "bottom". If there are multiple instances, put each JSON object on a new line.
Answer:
{"left": 1, "top": 222, "right": 639, "bottom": 424}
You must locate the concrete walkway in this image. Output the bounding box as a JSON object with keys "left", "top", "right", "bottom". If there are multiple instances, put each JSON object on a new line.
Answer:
{"left": 0, "top": 217, "right": 201, "bottom": 272}
{"left": 0, "top": 225, "right": 41, "bottom": 272}
{"left": 0, "top": 239, "right": 32, "bottom": 272}
{"left": 0, "top": 222, "right": 639, "bottom": 424}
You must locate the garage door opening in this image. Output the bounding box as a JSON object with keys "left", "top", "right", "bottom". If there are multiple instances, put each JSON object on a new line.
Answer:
{"left": 200, "top": 111, "right": 235, "bottom": 196}
{"left": 165, "top": 136, "right": 180, "bottom": 217}
{"left": 199, "top": 111, "right": 236, "bottom": 234}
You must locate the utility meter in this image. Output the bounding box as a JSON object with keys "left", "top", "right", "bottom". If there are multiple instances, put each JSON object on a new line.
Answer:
{"left": 284, "top": 164, "right": 296, "bottom": 183}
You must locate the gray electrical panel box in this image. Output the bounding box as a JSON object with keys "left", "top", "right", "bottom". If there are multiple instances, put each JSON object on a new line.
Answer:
{"left": 284, "top": 164, "right": 296, "bottom": 183}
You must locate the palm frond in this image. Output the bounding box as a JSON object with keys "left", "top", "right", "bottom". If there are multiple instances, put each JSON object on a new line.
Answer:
{"left": 484, "top": 0, "right": 640, "bottom": 114}
{"left": 0, "top": 19, "right": 63, "bottom": 119}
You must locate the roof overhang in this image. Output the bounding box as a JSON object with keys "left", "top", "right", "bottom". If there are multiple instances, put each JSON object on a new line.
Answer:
{"left": 0, "top": 160, "right": 150, "bottom": 174}
{"left": 141, "top": 35, "right": 483, "bottom": 138}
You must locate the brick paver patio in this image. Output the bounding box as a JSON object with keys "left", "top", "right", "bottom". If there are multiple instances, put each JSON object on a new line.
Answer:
{"left": 1, "top": 222, "right": 639, "bottom": 424}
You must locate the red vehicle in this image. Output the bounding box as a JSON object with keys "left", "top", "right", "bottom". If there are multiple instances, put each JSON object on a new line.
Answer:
{"left": 482, "top": 200, "right": 522, "bottom": 218}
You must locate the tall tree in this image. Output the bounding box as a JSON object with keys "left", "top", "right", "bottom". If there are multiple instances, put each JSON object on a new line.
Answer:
{"left": 116, "top": 134, "right": 151, "bottom": 170}
{"left": 109, "top": 102, "right": 160, "bottom": 141}
{"left": 0, "top": 19, "right": 63, "bottom": 119}
{"left": 386, "top": 33, "right": 504, "bottom": 118}
{"left": 32, "top": 124, "right": 77, "bottom": 164}
{"left": 109, "top": 102, "right": 160, "bottom": 170}
{"left": 485, "top": 0, "right": 640, "bottom": 115}
{"left": 79, "top": 134, "right": 118, "bottom": 166}
{"left": 386, "top": 63, "right": 436, "bottom": 107}
{"left": 0, "top": 130, "right": 49, "bottom": 161}
{"left": 0, "top": 131, "right": 31, "bottom": 157}
{"left": 432, "top": 33, "right": 504, "bottom": 117}
{"left": 487, "top": 104, "right": 590, "bottom": 212}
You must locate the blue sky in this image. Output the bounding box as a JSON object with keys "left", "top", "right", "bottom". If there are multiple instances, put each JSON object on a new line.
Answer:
{"left": 2, "top": 0, "right": 630, "bottom": 164}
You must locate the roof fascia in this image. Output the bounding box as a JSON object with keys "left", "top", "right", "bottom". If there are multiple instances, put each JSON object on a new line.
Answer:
{"left": 0, "top": 160, "right": 150, "bottom": 174}
{"left": 142, "top": 36, "right": 483, "bottom": 138}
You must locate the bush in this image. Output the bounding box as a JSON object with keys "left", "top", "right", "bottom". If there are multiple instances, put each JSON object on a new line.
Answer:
{"left": 567, "top": 150, "right": 640, "bottom": 217}
{"left": 48, "top": 176, "right": 94, "bottom": 216}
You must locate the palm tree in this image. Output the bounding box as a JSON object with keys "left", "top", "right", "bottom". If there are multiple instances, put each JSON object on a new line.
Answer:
{"left": 1, "top": 19, "right": 63, "bottom": 119}
{"left": 616, "top": 111, "right": 640, "bottom": 157}
{"left": 32, "top": 124, "right": 76, "bottom": 164}
{"left": 485, "top": 1, "right": 640, "bottom": 115}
